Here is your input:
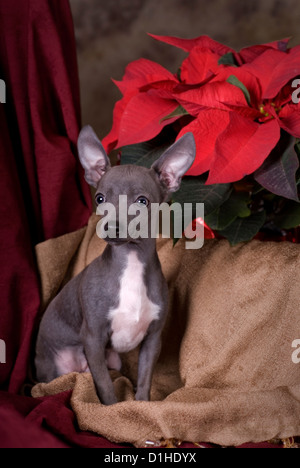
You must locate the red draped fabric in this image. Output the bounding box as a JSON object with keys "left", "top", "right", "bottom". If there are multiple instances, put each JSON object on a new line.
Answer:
{"left": 0, "top": 0, "right": 94, "bottom": 445}
{"left": 0, "top": 0, "right": 92, "bottom": 394}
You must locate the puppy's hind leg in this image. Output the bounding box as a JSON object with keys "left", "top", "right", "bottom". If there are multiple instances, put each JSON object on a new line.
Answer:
{"left": 35, "top": 351, "right": 59, "bottom": 383}
{"left": 105, "top": 348, "right": 122, "bottom": 371}
{"left": 35, "top": 346, "right": 89, "bottom": 383}
{"left": 54, "top": 347, "right": 89, "bottom": 376}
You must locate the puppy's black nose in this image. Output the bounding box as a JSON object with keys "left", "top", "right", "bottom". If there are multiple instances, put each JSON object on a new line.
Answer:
{"left": 114, "top": 222, "right": 120, "bottom": 237}
{"left": 105, "top": 221, "right": 120, "bottom": 238}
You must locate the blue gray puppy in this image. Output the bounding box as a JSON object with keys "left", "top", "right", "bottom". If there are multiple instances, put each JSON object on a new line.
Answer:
{"left": 35, "top": 126, "right": 195, "bottom": 405}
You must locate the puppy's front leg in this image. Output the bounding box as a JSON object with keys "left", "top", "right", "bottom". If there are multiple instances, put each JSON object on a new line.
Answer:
{"left": 82, "top": 328, "right": 118, "bottom": 406}
{"left": 135, "top": 324, "right": 162, "bottom": 402}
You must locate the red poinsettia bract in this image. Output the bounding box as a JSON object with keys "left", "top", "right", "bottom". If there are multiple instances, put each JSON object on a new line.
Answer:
{"left": 102, "top": 34, "right": 300, "bottom": 185}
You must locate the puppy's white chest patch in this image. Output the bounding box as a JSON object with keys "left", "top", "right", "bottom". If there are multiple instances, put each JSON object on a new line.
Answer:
{"left": 109, "top": 251, "right": 160, "bottom": 353}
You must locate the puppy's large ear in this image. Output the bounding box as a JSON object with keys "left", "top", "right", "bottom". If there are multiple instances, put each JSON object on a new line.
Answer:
{"left": 151, "top": 133, "right": 196, "bottom": 193}
{"left": 77, "top": 125, "right": 111, "bottom": 187}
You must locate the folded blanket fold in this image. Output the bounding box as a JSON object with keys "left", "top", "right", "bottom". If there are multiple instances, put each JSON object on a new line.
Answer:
{"left": 32, "top": 214, "right": 300, "bottom": 447}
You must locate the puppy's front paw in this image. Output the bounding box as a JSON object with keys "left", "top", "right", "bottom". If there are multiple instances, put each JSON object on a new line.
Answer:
{"left": 135, "top": 390, "right": 150, "bottom": 402}
{"left": 101, "top": 393, "right": 118, "bottom": 406}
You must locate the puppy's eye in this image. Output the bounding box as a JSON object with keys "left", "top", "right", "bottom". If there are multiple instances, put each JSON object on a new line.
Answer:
{"left": 136, "top": 196, "right": 149, "bottom": 206}
{"left": 95, "top": 193, "right": 105, "bottom": 205}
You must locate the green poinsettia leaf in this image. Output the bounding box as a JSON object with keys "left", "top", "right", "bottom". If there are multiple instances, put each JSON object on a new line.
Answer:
{"left": 254, "top": 135, "right": 299, "bottom": 202}
{"left": 218, "top": 52, "right": 238, "bottom": 66}
{"left": 160, "top": 105, "right": 189, "bottom": 123}
{"left": 173, "top": 176, "right": 232, "bottom": 218}
{"left": 274, "top": 201, "right": 300, "bottom": 229}
{"left": 121, "top": 141, "right": 170, "bottom": 168}
{"left": 217, "top": 210, "right": 266, "bottom": 246}
{"left": 205, "top": 191, "right": 251, "bottom": 230}
{"left": 172, "top": 177, "right": 231, "bottom": 243}
{"left": 226, "top": 75, "right": 251, "bottom": 105}
{"left": 121, "top": 128, "right": 176, "bottom": 168}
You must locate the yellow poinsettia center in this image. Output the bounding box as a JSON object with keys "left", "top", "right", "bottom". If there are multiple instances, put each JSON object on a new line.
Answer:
{"left": 259, "top": 102, "right": 282, "bottom": 118}
{"left": 259, "top": 104, "right": 270, "bottom": 117}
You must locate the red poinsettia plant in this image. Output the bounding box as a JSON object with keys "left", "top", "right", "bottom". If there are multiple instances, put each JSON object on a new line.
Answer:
{"left": 103, "top": 34, "right": 300, "bottom": 245}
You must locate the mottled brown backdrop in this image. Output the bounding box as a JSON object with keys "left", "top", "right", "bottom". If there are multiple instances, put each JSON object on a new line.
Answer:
{"left": 69, "top": 0, "right": 300, "bottom": 140}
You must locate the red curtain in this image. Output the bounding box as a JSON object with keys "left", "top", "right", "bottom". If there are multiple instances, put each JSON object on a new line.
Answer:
{"left": 0, "top": 0, "right": 92, "bottom": 394}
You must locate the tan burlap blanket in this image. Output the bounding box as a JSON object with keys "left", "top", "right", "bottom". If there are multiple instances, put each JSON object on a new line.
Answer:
{"left": 32, "top": 214, "right": 300, "bottom": 447}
